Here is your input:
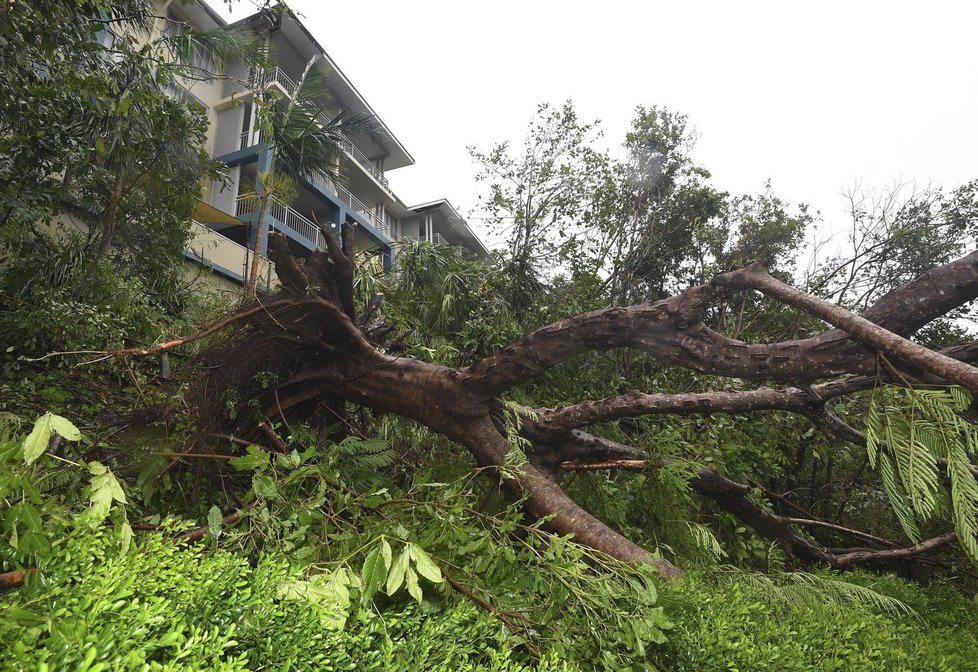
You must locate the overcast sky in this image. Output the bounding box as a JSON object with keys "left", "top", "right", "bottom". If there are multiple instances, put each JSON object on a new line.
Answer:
{"left": 216, "top": 1, "right": 978, "bottom": 247}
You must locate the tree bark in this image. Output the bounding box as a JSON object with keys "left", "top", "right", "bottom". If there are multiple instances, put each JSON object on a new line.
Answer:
{"left": 181, "top": 232, "right": 978, "bottom": 577}
{"left": 96, "top": 167, "right": 124, "bottom": 261}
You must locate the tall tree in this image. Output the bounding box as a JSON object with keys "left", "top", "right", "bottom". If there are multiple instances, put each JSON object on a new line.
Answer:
{"left": 241, "top": 53, "right": 376, "bottom": 300}
{"left": 117, "top": 217, "right": 978, "bottom": 580}
{"left": 470, "top": 102, "right": 613, "bottom": 311}
{"left": 606, "top": 106, "right": 728, "bottom": 303}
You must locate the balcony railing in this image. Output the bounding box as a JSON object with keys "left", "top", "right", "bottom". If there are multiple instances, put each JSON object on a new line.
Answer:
{"left": 163, "top": 81, "right": 206, "bottom": 111}
{"left": 249, "top": 67, "right": 297, "bottom": 96}
{"left": 239, "top": 127, "right": 264, "bottom": 150}
{"left": 310, "top": 170, "right": 389, "bottom": 236}
{"left": 432, "top": 233, "right": 446, "bottom": 246}
{"left": 340, "top": 134, "right": 390, "bottom": 191}
{"left": 235, "top": 195, "right": 326, "bottom": 251}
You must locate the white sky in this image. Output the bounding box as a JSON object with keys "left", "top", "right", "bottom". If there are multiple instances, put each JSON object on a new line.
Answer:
{"left": 215, "top": 1, "right": 978, "bottom": 248}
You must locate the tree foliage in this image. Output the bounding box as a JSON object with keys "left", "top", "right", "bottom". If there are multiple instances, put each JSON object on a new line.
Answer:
{"left": 4, "top": 3, "right": 978, "bottom": 665}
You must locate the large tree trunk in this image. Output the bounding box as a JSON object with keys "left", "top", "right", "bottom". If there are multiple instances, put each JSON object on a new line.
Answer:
{"left": 180, "top": 230, "right": 978, "bottom": 577}
{"left": 96, "top": 168, "right": 124, "bottom": 261}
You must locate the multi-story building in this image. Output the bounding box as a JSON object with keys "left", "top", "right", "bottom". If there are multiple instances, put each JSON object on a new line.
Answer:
{"left": 157, "top": 1, "right": 489, "bottom": 291}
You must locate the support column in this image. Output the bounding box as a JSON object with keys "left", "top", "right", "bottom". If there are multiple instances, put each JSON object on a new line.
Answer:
{"left": 331, "top": 205, "right": 347, "bottom": 240}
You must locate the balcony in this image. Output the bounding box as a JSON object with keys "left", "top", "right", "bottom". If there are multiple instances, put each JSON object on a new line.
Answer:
{"left": 340, "top": 134, "right": 390, "bottom": 192}
{"left": 163, "top": 80, "right": 206, "bottom": 112}
{"left": 235, "top": 127, "right": 390, "bottom": 198}
{"left": 235, "top": 195, "right": 327, "bottom": 251}
{"left": 239, "top": 127, "right": 264, "bottom": 150}
{"left": 187, "top": 220, "right": 276, "bottom": 287}
{"left": 249, "top": 66, "right": 297, "bottom": 97}
{"left": 221, "top": 66, "right": 298, "bottom": 101}
{"left": 310, "top": 170, "right": 390, "bottom": 236}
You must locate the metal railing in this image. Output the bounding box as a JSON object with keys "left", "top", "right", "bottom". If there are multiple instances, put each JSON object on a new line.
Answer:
{"left": 249, "top": 67, "right": 297, "bottom": 96}
{"left": 235, "top": 195, "right": 326, "bottom": 251}
{"left": 239, "top": 127, "right": 264, "bottom": 150}
{"left": 340, "top": 134, "right": 390, "bottom": 190}
{"left": 163, "top": 81, "right": 206, "bottom": 111}
{"left": 432, "top": 233, "right": 446, "bottom": 246}
{"left": 310, "top": 170, "right": 389, "bottom": 235}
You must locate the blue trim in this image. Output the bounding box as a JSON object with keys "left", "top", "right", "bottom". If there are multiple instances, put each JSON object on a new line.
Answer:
{"left": 301, "top": 173, "right": 392, "bottom": 248}
{"left": 214, "top": 144, "right": 265, "bottom": 167}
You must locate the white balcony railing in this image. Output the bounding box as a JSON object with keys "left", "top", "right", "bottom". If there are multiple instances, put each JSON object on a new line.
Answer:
{"left": 239, "top": 127, "right": 264, "bottom": 150}
{"left": 249, "top": 67, "right": 297, "bottom": 96}
{"left": 340, "top": 134, "right": 390, "bottom": 191}
{"left": 432, "top": 233, "right": 446, "bottom": 246}
{"left": 164, "top": 80, "right": 206, "bottom": 111}
{"left": 235, "top": 195, "right": 326, "bottom": 251}
{"left": 310, "top": 170, "right": 389, "bottom": 235}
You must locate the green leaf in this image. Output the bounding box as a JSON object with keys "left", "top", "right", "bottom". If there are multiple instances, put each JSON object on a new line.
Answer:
{"left": 88, "top": 462, "right": 127, "bottom": 516}
{"left": 19, "top": 503, "right": 43, "bottom": 533}
{"left": 360, "top": 546, "right": 387, "bottom": 602}
{"left": 253, "top": 474, "right": 278, "bottom": 499}
{"left": 229, "top": 445, "right": 269, "bottom": 471}
{"left": 409, "top": 544, "right": 443, "bottom": 584}
{"left": 23, "top": 413, "right": 52, "bottom": 465}
{"left": 48, "top": 414, "right": 81, "bottom": 442}
{"left": 119, "top": 522, "right": 133, "bottom": 555}
{"left": 7, "top": 606, "right": 44, "bottom": 627}
{"left": 117, "top": 93, "right": 132, "bottom": 115}
{"left": 405, "top": 566, "right": 422, "bottom": 604}
{"left": 385, "top": 546, "right": 410, "bottom": 596}
{"left": 207, "top": 505, "right": 223, "bottom": 542}
{"left": 278, "top": 570, "right": 352, "bottom": 629}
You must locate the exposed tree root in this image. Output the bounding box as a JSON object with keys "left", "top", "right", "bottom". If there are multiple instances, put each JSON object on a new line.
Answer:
{"left": 140, "top": 226, "right": 978, "bottom": 577}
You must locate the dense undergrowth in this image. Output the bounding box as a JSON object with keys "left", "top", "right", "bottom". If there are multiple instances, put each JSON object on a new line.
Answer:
{"left": 4, "top": 525, "right": 978, "bottom": 671}
{"left": 3, "top": 405, "right": 978, "bottom": 670}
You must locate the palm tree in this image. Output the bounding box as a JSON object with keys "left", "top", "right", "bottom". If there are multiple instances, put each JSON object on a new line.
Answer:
{"left": 242, "top": 55, "right": 377, "bottom": 299}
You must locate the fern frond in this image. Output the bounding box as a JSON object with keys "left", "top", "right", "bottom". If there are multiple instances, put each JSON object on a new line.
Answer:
{"left": 710, "top": 566, "right": 914, "bottom": 617}
{"left": 867, "top": 384, "right": 978, "bottom": 560}
{"left": 879, "top": 452, "right": 921, "bottom": 542}
{"left": 686, "top": 522, "right": 728, "bottom": 561}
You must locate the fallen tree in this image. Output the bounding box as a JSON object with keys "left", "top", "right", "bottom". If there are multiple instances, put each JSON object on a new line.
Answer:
{"left": 176, "top": 226, "right": 978, "bottom": 578}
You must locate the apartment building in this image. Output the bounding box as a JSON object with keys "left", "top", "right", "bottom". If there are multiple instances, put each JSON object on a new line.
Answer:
{"left": 159, "top": 1, "right": 489, "bottom": 290}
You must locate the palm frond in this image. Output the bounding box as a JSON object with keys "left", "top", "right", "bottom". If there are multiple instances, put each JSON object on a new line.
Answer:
{"left": 264, "top": 55, "right": 380, "bottom": 185}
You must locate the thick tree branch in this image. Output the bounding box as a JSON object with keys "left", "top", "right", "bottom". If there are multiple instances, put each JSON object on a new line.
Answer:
{"left": 462, "top": 251, "right": 978, "bottom": 397}
{"left": 831, "top": 533, "right": 958, "bottom": 568}
{"left": 557, "top": 455, "right": 956, "bottom": 570}
{"left": 715, "top": 260, "right": 978, "bottom": 394}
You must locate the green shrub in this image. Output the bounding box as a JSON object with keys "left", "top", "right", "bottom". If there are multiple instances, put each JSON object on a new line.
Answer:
{"left": 0, "top": 528, "right": 574, "bottom": 672}
{"left": 652, "top": 570, "right": 978, "bottom": 672}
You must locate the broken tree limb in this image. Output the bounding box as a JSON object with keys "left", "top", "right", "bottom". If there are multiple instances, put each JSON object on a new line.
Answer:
{"left": 0, "top": 569, "right": 32, "bottom": 592}
{"left": 715, "top": 261, "right": 978, "bottom": 394}
{"left": 462, "top": 251, "right": 978, "bottom": 397}
{"left": 831, "top": 533, "right": 958, "bottom": 568}
{"left": 182, "top": 230, "right": 978, "bottom": 575}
